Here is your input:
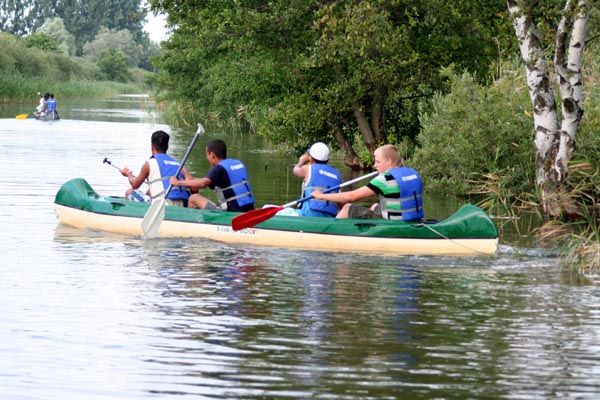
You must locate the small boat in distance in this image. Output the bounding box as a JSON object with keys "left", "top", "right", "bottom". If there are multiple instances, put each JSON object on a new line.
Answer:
{"left": 54, "top": 178, "right": 499, "bottom": 257}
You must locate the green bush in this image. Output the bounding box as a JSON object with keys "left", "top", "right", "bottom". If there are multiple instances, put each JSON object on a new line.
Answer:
{"left": 0, "top": 33, "right": 21, "bottom": 74}
{"left": 412, "top": 66, "right": 535, "bottom": 195}
{"left": 97, "top": 47, "right": 132, "bottom": 82}
{"left": 25, "top": 33, "right": 58, "bottom": 51}
{"left": 1, "top": 32, "right": 83, "bottom": 81}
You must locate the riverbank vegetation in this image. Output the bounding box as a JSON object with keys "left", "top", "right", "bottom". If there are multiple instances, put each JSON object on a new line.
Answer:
{"left": 0, "top": 32, "right": 147, "bottom": 103}
{"left": 149, "top": 0, "right": 512, "bottom": 169}
{"left": 0, "top": 0, "right": 159, "bottom": 102}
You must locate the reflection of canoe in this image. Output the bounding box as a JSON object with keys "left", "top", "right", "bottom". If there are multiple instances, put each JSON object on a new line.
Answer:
{"left": 54, "top": 178, "right": 499, "bottom": 256}
{"left": 35, "top": 110, "right": 60, "bottom": 121}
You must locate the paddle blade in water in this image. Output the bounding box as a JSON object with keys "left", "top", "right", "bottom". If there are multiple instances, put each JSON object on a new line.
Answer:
{"left": 232, "top": 206, "right": 283, "bottom": 231}
{"left": 141, "top": 198, "right": 166, "bottom": 238}
{"left": 16, "top": 114, "right": 29, "bottom": 120}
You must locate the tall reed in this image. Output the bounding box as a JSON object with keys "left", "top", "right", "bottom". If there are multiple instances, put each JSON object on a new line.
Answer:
{"left": 1, "top": 73, "right": 143, "bottom": 104}
{"left": 536, "top": 162, "right": 600, "bottom": 273}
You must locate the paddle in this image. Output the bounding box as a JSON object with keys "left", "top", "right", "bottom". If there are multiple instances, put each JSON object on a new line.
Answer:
{"left": 16, "top": 113, "right": 31, "bottom": 120}
{"left": 232, "top": 171, "right": 378, "bottom": 231}
{"left": 104, "top": 156, "right": 150, "bottom": 185}
{"left": 141, "top": 123, "right": 205, "bottom": 239}
{"left": 102, "top": 157, "right": 121, "bottom": 170}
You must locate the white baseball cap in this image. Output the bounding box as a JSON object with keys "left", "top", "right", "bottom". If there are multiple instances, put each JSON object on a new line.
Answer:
{"left": 308, "top": 142, "right": 330, "bottom": 162}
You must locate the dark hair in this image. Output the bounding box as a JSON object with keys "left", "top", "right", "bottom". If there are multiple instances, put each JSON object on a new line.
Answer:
{"left": 206, "top": 139, "right": 227, "bottom": 159}
{"left": 151, "top": 130, "right": 170, "bottom": 153}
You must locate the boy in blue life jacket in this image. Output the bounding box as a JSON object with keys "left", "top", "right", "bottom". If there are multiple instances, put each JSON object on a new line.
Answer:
{"left": 170, "top": 139, "right": 255, "bottom": 212}
{"left": 120, "top": 130, "right": 193, "bottom": 207}
{"left": 312, "top": 144, "right": 424, "bottom": 221}
{"left": 290, "top": 142, "right": 342, "bottom": 217}
{"left": 46, "top": 93, "right": 59, "bottom": 119}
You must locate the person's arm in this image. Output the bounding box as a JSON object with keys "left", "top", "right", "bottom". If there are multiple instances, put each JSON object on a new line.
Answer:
{"left": 179, "top": 168, "right": 198, "bottom": 193}
{"left": 292, "top": 154, "right": 310, "bottom": 178}
{"left": 181, "top": 167, "right": 193, "bottom": 180}
{"left": 170, "top": 175, "right": 212, "bottom": 190}
{"left": 311, "top": 185, "right": 375, "bottom": 204}
{"left": 121, "top": 162, "right": 149, "bottom": 190}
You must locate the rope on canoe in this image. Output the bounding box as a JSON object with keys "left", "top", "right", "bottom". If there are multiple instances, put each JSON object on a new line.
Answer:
{"left": 417, "top": 223, "right": 494, "bottom": 256}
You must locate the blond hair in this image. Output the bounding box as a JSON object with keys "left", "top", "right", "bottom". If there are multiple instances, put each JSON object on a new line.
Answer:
{"left": 375, "top": 144, "right": 403, "bottom": 167}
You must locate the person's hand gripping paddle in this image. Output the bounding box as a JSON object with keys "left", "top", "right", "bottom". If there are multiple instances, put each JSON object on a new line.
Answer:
{"left": 231, "top": 171, "right": 378, "bottom": 231}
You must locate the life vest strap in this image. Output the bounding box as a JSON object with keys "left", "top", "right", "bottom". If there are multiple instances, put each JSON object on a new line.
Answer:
{"left": 215, "top": 180, "right": 252, "bottom": 210}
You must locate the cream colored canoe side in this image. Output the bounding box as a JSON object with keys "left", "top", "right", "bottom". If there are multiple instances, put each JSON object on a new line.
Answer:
{"left": 55, "top": 204, "right": 498, "bottom": 256}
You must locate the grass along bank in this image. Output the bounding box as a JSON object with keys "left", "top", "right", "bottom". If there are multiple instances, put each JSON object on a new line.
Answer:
{"left": 1, "top": 73, "right": 145, "bottom": 104}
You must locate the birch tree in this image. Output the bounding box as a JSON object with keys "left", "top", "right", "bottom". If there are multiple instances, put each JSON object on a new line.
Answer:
{"left": 507, "top": 0, "right": 591, "bottom": 217}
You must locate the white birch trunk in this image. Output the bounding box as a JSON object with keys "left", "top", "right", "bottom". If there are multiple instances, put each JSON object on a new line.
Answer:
{"left": 507, "top": 0, "right": 590, "bottom": 216}
{"left": 554, "top": 0, "right": 590, "bottom": 180}
{"left": 507, "top": 0, "right": 559, "bottom": 213}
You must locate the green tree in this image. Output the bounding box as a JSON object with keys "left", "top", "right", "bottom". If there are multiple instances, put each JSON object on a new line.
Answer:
{"left": 97, "top": 47, "right": 132, "bottom": 82}
{"left": 507, "top": 0, "right": 593, "bottom": 218}
{"left": 150, "top": 0, "right": 511, "bottom": 168}
{"left": 0, "top": 0, "right": 148, "bottom": 56}
{"left": 25, "top": 32, "right": 58, "bottom": 51}
{"left": 57, "top": 0, "right": 147, "bottom": 55}
{"left": 0, "top": 0, "right": 38, "bottom": 35}
{"left": 83, "top": 27, "right": 143, "bottom": 67}
{"left": 38, "top": 17, "right": 77, "bottom": 56}
{"left": 412, "top": 67, "right": 534, "bottom": 195}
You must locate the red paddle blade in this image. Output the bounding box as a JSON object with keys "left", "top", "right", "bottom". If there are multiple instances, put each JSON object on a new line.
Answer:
{"left": 232, "top": 206, "right": 284, "bottom": 231}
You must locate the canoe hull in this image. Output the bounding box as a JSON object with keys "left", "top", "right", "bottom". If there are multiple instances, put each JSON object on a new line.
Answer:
{"left": 35, "top": 110, "right": 60, "bottom": 121}
{"left": 54, "top": 178, "right": 499, "bottom": 256}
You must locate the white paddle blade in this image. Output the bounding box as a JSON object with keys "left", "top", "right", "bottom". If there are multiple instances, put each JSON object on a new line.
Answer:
{"left": 141, "top": 197, "right": 166, "bottom": 239}
{"left": 141, "top": 121, "right": 204, "bottom": 239}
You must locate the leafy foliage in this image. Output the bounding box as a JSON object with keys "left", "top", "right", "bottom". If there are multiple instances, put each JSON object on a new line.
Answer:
{"left": 0, "top": 32, "right": 83, "bottom": 81}
{"left": 38, "top": 17, "right": 77, "bottom": 56}
{"left": 97, "top": 47, "right": 132, "bottom": 82}
{"left": 0, "top": 32, "right": 143, "bottom": 102}
{"left": 83, "top": 27, "right": 144, "bottom": 67}
{"left": 149, "top": 0, "right": 514, "bottom": 164}
{"left": 25, "top": 33, "right": 58, "bottom": 51}
{"left": 0, "top": 0, "right": 148, "bottom": 58}
{"left": 412, "top": 66, "right": 534, "bottom": 195}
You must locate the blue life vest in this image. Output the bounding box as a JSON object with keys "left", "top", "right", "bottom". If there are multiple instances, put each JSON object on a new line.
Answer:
{"left": 149, "top": 153, "right": 190, "bottom": 201}
{"left": 301, "top": 164, "right": 341, "bottom": 217}
{"left": 216, "top": 159, "right": 254, "bottom": 209}
{"left": 47, "top": 98, "right": 56, "bottom": 112}
{"left": 387, "top": 166, "right": 424, "bottom": 221}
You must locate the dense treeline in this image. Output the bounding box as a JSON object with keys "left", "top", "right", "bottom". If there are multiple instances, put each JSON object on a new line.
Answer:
{"left": 0, "top": 0, "right": 160, "bottom": 72}
{"left": 0, "top": 0, "right": 148, "bottom": 55}
{"left": 0, "top": 31, "right": 147, "bottom": 102}
{"left": 149, "top": 0, "right": 516, "bottom": 168}
{"left": 0, "top": 0, "right": 163, "bottom": 101}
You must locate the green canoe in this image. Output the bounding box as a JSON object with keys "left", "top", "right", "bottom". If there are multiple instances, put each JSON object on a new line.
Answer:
{"left": 54, "top": 178, "right": 499, "bottom": 256}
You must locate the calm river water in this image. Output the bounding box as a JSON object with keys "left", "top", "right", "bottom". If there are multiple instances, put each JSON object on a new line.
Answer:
{"left": 1, "top": 96, "right": 599, "bottom": 399}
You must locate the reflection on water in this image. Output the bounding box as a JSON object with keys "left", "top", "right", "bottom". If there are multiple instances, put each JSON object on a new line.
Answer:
{"left": 1, "top": 97, "right": 599, "bottom": 400}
